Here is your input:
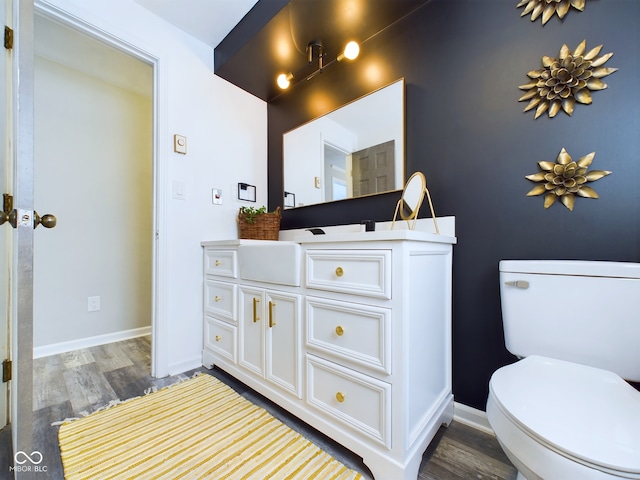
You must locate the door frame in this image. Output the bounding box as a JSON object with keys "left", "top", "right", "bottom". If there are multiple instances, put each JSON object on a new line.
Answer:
{"left": 31, "top": 0, "right": 169, "bottom": 375}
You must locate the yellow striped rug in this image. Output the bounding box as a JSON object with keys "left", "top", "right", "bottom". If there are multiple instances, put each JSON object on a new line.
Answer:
{"left": 58, "top": 374, "right": 363, "bottom": 480}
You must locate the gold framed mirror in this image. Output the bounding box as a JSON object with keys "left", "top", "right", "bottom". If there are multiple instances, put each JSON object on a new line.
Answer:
{"left": 391, "top": 172, "right": 439, "bottom": 233}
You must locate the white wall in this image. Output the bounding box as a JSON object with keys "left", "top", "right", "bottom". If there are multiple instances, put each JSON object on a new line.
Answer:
{"left": 38, "top": 0, "right": 268, "bottom": 375}
{"left": 33, "top": 55, "right": 153, "bottom": 349}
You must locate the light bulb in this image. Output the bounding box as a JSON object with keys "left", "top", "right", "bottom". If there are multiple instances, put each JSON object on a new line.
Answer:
{"left": 277, "top": 72, "right": 293, "bottom": 89}
{"left": 341, "top": 41, "right": 360, "bottom": 61}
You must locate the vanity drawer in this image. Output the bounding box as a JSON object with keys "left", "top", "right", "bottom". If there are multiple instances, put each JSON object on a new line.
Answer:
{"left": 204, "top": 316, "right": 237, "bottom": 363}
{"left": 307, "top": 355, "right": 391, "bottom": 448}
{"left": 306, "top": 296, "right": 391, "bottom": 374}
{"left": 204, "top": 280, "right": 237, "bottom": 323}
{"left": 204, "top": 248, "right": 237, "bottom": 278}
{"left": 305, "top": 249, "right": 391, "bottom": 299}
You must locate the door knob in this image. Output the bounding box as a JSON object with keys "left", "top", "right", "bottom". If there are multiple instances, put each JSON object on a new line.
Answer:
{"left": 34, "top": 211, "right": 57, "bottom": 229}
{"left": 1, "top": 194, "right": 56, "bottom": 229}
{"left": 0, "top": 207, "right": 17, "bottom": 228}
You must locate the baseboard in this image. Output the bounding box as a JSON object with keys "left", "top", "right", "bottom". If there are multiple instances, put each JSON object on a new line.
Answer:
{"left": 33, "top": 326, "right": 151, "bottom": 359}
{"left": 167, "top": 356, "right": 202, "bottom": 376}
{"left": 453, "top": 402, "right": 495, "bottom": 435}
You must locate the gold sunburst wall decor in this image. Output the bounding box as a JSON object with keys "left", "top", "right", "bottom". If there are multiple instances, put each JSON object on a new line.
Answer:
{"left": 519, "top": 40, "right": 617, "bottom": 119}
{"left": 526, "top": 148, "right": 611, "bottom": 211}
{"left": 517, "top": 0, "right": 585, "bottom": 25}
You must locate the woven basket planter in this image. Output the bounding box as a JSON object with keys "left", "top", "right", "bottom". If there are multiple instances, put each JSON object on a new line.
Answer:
{"left": 238, "top": 206, "right": 281, "bottom": 240}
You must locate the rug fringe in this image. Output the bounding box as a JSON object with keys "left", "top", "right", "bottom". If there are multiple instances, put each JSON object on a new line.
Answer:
{"left": 51, "top": 371, "right": 205, "bottom": 426}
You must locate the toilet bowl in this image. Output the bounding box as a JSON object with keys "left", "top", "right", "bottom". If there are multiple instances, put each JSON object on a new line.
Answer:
{"left": 487, "top": 356, "right": 640, "bottom": 480}
{"left": 489, "top": 260, "right": 640, "bottom": 480}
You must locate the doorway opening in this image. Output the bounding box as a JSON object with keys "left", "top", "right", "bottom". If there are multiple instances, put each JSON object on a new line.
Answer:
{"left": 31, "top": 6, "right": 163, "bottom": 382}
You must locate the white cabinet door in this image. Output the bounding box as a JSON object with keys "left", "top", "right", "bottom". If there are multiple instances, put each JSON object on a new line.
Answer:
{"left": 265, "top": 290, "right": 301, "bottom": 397}
{"left": 239, "top": 286, "right": 265, "bottom": 376}
{"left": 239, "top": 286, "right": 301, "bottom": 397}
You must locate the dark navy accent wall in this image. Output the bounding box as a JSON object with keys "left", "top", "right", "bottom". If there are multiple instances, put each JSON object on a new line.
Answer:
{"left": 267, "top": 1, "right": 640, "bottom": 410}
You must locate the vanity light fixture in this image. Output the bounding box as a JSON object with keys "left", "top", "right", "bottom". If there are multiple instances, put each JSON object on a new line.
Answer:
{"left": 276, "top": 40, "right": 360, "bottom": 90}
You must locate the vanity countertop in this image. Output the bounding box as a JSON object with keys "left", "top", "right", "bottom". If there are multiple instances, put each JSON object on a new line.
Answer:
{"left": 293, "top": 229, "right": 456, "bottom": 245}
{"left": 201, "top": 230, "right": 455, "bottom": 248}
{"left": 202, "top": 217, "right": 456, "bottom": 247}
{"left": 201, "top": 239, "right": 290, "bottom": 248}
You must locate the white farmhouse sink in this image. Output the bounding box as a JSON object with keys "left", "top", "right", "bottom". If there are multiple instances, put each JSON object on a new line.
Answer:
{"left": 238, "top": 241, "right": 301, "bottom": 286}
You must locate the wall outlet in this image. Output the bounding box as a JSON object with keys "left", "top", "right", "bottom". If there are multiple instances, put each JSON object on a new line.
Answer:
{"left": 88, "top": 296, "right": 101, "bottom": 312}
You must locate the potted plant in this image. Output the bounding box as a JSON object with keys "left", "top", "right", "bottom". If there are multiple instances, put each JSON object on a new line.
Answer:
{"left": 237, "top": 205, "right": 281, "bottom": 240}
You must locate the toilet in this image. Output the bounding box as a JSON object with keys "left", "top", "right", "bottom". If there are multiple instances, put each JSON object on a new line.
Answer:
{"left": 487, "top": 260, "right": 640, "bottom": 480}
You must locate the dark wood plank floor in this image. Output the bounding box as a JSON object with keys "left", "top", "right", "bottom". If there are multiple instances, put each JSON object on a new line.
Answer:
{"left": 1, "top": 336, "right": 516, "bottom": 479}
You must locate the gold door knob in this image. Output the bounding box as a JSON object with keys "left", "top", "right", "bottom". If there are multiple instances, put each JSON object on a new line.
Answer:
{"left": 215, "top": 260, "right": 221, "bottom": 266}
{"left": 335, "top": 326, "right": 344, "bottom": 336}
{"left": 214, "top": 295, "right": 222, "bottom": 302}
{"left": 336, "top": 392, "right": 345, "bottom": 403}
{"left": 34, "top": 211, "right": 57, "bottom": 229}
{"left": 335, "top": 266, "right": 344, "bottom": 277}
{"left": 215, "top": 335, "right": 222, "bottom": 342}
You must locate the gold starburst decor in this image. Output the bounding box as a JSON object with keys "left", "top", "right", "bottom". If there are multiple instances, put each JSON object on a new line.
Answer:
{"left": 517, "top": 0, "right": 585, "bottom": 25}
{"left": 526, "top": 148, "right": 611, "bottom": 211}
{"left": 519, "top": 40, "right": 617, "bottom": 119}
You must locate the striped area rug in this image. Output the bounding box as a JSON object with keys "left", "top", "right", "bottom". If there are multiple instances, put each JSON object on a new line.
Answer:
{"left": 58, "top": 374, "right": 363, "bottom": 479}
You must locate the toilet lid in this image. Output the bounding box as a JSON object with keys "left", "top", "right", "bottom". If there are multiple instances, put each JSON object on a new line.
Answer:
{"left": 490, "top": 355, "right": 640, "bottom": 477}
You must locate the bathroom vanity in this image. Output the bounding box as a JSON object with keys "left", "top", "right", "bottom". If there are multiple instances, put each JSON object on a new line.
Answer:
{"left": 201, "top": 219, "right": 456, "bottom": 480}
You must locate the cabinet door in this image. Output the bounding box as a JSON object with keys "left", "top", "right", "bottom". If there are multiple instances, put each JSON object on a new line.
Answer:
{"left": 238, "top": 286, "right": 265, "bottom": 376}
{"left": 265, "top": 290, "right": 301, "bottom": 397}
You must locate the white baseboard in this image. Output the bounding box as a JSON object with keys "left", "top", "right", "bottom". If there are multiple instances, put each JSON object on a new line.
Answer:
{"left": 167, "top": 356, "right": 202, "bottom": 377}
{"left": 453, "top": 402, "right": 495, "bottom": 435}
{"left": 33, "top": 326, "right": 152, "bottom": 359}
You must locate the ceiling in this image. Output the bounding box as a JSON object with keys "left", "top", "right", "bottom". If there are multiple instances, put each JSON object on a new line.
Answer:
{"left": 133, "top": 0, "right": 260, "bottom": 48}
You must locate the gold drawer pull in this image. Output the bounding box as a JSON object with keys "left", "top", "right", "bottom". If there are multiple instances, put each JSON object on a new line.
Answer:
{"left": 269, "top": 301, "right": 277, "bottom": 328}
{"left": 335, "top": 266, "right": 344, "bottom": 277}
{"left": 215, "top": 335, "right": 222, "bottom": 342}
{"left": 214, "top": 295, "right": 222, "bottom": 302}
{"left": 253, "top": 297, "right": 261, "bottom": 322}
{"left": 336, "top": 392, "right": 345, "bottom": 403}
{"left": 335, "top": 326, "right": 344, "bottom": 336}
{"left": 215, "top": 260, "right": 221, "bottom": 266}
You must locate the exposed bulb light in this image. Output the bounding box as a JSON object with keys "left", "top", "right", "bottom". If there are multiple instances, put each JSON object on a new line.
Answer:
{"left": 337, "top": 41, "right": 360, "bottom": 61}
{"left": 276, "top": 40, "right": 360, "bottom": 93}
{"left": 277, "top": 72, "right": 294, "bottom": 89}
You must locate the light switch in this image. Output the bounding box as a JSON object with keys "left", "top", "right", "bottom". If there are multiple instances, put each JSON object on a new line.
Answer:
{"left": 212, "top": 188, "right": 223, "bottom": 205}
{"left": 173, "top": 180, "right": 186, "bottom": 200}
{"left": 174, "top": 134, "right": 187, "bottom": 154}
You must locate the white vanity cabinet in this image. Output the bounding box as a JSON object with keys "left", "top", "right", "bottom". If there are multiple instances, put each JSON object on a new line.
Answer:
{"left": 201, "top": 225, "right": 456, "bottom": 480}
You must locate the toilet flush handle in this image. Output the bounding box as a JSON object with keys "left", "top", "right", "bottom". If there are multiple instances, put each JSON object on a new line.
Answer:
{"left": 505, "top": 280, "right": 529, "bottom": 289}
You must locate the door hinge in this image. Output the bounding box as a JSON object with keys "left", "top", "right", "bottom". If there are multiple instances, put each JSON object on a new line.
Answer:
{"left": 4, "top": 26, "right": 13, "bottom": 50}
{"left": 2, "top": 359, "right": 11, "bottom": 382}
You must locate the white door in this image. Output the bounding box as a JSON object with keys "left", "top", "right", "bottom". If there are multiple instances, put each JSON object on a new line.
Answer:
{"left": 0, "top": 0, "right": 10, "bottom": 429}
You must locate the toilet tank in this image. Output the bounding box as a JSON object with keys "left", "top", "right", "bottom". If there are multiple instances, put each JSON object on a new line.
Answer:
{"left": 499, "top": 260, "right": 640, "bottom": 382}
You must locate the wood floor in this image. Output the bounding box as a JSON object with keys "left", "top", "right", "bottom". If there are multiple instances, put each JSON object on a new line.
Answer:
{"left": 3, "top": 336, "right": 517, "bottom": 479}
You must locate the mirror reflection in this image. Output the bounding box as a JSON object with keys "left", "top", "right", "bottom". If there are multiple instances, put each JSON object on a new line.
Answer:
{"left": 283, "top": 79, "right": 405, "bottom": 208}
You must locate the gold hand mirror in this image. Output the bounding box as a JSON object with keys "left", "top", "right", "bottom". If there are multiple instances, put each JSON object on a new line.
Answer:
{"left": 391, "top": 172, "right": 439, "bottom": 234}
